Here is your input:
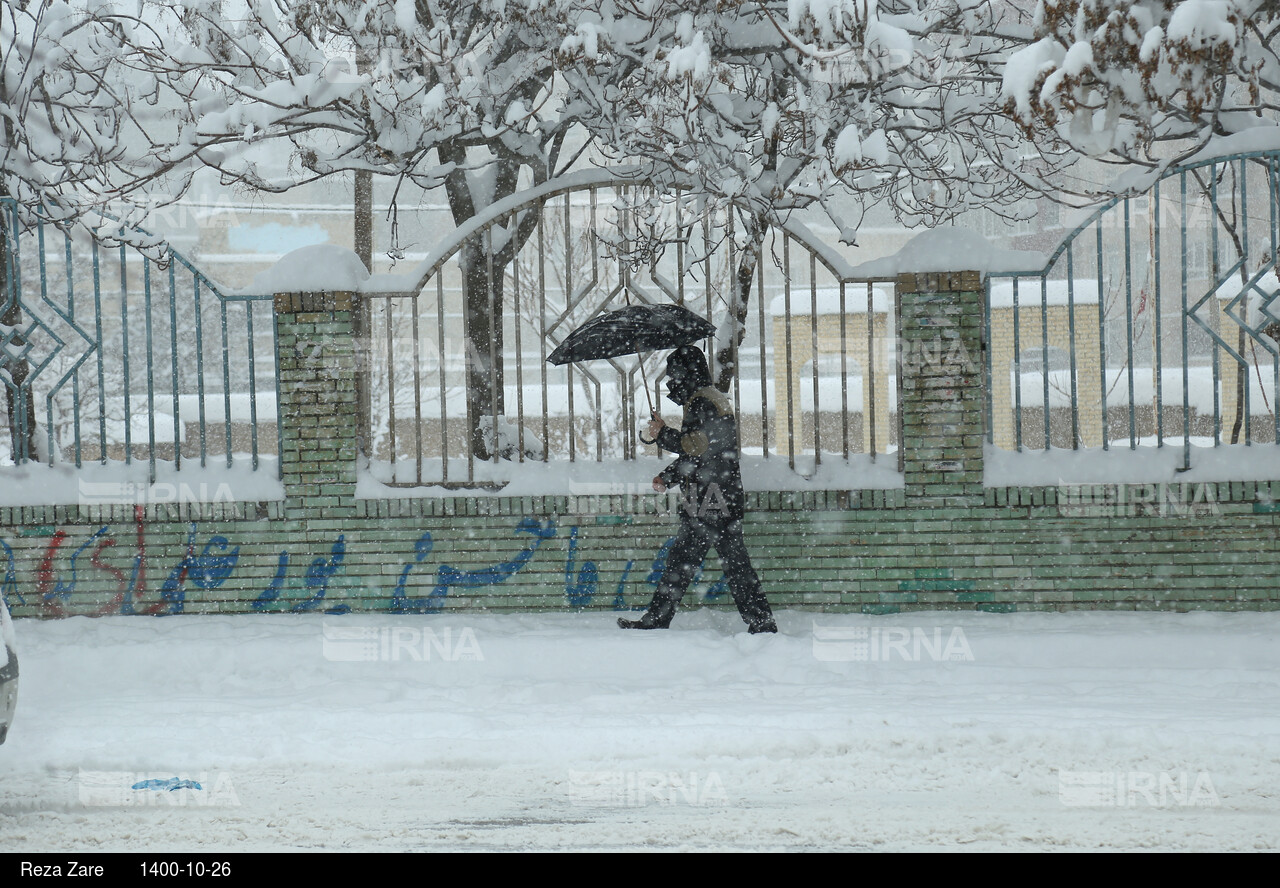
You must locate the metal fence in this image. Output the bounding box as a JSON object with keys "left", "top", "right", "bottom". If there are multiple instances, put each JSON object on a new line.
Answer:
{"left": 0, "top": 199, "right": 279, "bottom": 479}
{"left": 360, "top": 178, "right": 902, "bottom": 487}
{"left": 986, "top": 149, "right": 1280, "bottom": 469}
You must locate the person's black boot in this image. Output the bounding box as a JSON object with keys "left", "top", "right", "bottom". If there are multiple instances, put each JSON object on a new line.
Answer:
{"left": 617, "top": 596, "right": 676, "bottom": 630}
{"left": 747, "top": 618, "right": 777, "bottom": 634}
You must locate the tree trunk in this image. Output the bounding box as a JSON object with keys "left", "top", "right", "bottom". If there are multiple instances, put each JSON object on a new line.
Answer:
{"left": 461, "top": 237, "right": 505, "bottom": 460}
{"left": 713, "top": 213, "right": 768, "bottom": 394}
{"left": 0, "top": 213, "right": 38, "bottom": 463}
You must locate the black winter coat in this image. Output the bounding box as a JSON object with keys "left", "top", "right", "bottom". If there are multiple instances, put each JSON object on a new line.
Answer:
{"left": 656, "top": 385, "right": 746, "bottom": 522}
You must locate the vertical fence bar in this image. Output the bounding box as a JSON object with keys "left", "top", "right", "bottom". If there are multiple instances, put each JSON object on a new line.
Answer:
{"left": 810, "top": 253, "right": 820, "bottom": 465}
{"left": 1097, "top": 224, "right": 1109, "bottom": 451}
{"left": 437, "top": 275, "right": 448, "bottom": 483}
{"left": 67, "top": 232, "right": 81, "bottom": 467}
{"left": 93, "top": 240, "right": 106, "bottom": 463}
{"left": 1211, "top": 169, "right": 1221, "bottom": 446}
{"left": 513, "top": 226, "right": 525, "bottom": 463}
{"left": 38, "top": 222, "right": 56, "bottom": 466}
{"left": 120, "top": 245, "right": 131, "bottom": 463}
{"left": 386, "top": 297, "right": 397, "bottom": 476}
{"left": 168, "top": 262, "right": 181, "bottom": 471}
{"left": 8, "top": 206, "right": 27, "bottom": 463}
{"left": 564, "top": 197, "right": 575, "bottom": 464}
{"left": 246, "top": 300, "right": 259, "bottom": 470}
{"left": 783, "top": 236, "right": 794, "bottom": 469}
{"left": 411, "top": 294, "right": 423, "bottom": 484}
{"left": 489, "top": 226, "right": 500, "bottom": 469}
{"left": 1271, "top": 157, "right": 1280, "bottom": 447}
{"left": 1067, "top": 247, "right": 1080, "bottom": 448}
{"left": 1123, "top": 199, "right": 1136, "bottom": 448}
{"left": 866, "top": 281, "right": 876, "bottom": 459}
{"left": 592, "top": 198, "right": 603, "bottom": 462}
{"left": 220, "top": 293, "right": 232, "bottom": 467}
{"left": 144, "top": 260, "right": 156, "bottom": 481}
{"left": 538, "top": 212, "right": 549, "bottom": 462}
{"left": 1181, "top": 170, "right": 1192, "bottom": 470}
{"left": 1240, "top": 159, "right": 1252, "bottom": 446}
{"left": 839, "top": 282, "right": 849, "bottom": 458}
{"left": 757, "top": 256, "right": 769, "bottom": 459}
{"left": 36, "top": 222, "right": 49, "bottom": 464}
{"left": 1012, "top": 278, "right": 1022, "bottom": 451}
{"left": 895, "top": 284, "right": 905, "bottom": 473}
{"left": 194, "top": 272, "right": 207, "bottom": 467}
{"left": 1154, "top": 181, "right": 1164, "bottom": 446}
{"left": 1040, "top": 276, "right": 1050, "bottom": 448}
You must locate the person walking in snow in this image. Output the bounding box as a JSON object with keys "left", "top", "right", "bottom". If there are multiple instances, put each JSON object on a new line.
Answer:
{"left": 618, "top": 345, "right": 777, "bottom": 633}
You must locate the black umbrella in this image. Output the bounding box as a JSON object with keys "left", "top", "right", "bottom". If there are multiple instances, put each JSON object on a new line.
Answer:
{"left": 547, "top": 303, "right": 716, "bottom": 439}
{"left": 546, "top": 303, "right": 715, "bottom": 366}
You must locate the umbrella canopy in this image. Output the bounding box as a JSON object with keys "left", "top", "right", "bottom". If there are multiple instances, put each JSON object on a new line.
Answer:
{"left": 547, "top": 303, "right": 716, "bottom": 365}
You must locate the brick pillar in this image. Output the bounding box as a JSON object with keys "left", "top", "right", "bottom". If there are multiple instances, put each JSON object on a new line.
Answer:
{"left": 274, "top": 292, "right": 359, "bottom": 519}
{"left": 897, "top": 271, "right": 985, "bottom": 506}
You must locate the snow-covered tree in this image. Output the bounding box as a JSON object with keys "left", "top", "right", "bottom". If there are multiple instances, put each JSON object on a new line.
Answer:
{"left": 555, "top": 0, "right": 1087, "bottom": 387}
{"left": 135, "top": 0, "right": 597, "bottom": 458}
{"left": 1003, "top": 0, "right": 1280, "bottom": 166}
{"left": 1, "top": 0, "right": 177, "bottom": 460}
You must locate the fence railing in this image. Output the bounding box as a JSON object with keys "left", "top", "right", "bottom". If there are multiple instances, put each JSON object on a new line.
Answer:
{"left": 359, "top": 176, "right": 903, "bottom": 487}
{"left": 986, "top": 149, "right": 1280, "bottom": 470}
{"left": 0, "top": 199, "right": 279, "bottom": 481}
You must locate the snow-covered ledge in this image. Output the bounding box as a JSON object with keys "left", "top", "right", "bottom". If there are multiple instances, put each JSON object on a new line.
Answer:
{"left": 847, "top": 227, "right": 1047, "bottom": 280}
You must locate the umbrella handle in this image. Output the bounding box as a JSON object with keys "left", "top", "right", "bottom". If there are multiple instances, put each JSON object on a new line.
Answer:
{"left": 640, "top": 408, "right": 660, "bottom": 446}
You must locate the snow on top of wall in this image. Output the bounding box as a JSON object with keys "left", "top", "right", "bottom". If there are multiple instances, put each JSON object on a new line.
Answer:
{"left": 768, "top": 288, "right": 892, "bottom": 315}
{"left": 358, "top": 451, "right": 905, "bottom": 498}
{"left": 847, "top": 227, "right": 1046, "bottom": 279}
{"left": 242, "top": 244, "right": 370, "bottom": 296}
{"left": 986, "top": 440, "right": 1280, "bottom": 486}
{"left": 988, "top": 279, "right": 1102, "bottom": 307}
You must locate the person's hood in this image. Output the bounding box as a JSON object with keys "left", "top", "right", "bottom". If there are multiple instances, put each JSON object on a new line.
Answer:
{"left": 665, "top": 345, "right": 712, "bottom": 406}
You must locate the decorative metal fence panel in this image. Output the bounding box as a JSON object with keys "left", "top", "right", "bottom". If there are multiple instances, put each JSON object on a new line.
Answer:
{"left": 0, "top": 200, "right": 279, "bottom": 480}
{"left": 361, "top": 180, "right": 902, "bottom": 487}
{"left": 986, "top": 150, "right": 1280, "bottom": 470}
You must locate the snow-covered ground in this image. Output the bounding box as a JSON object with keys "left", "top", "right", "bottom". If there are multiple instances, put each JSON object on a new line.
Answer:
{"left": 2, "top": 609, "right": 1279, "bottom": 851}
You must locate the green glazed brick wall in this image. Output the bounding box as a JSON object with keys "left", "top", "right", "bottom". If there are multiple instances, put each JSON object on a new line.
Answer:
{"left": 4, "top": 485, "right": 1280, "bottom": 617}
{"left": 4, "top": 282, "right": 1280, "bottom": 619}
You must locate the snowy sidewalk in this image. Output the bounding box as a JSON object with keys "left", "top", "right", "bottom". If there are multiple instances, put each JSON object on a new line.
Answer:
{"left": 2, "top": 609, "right": 1278, "bottom": 851}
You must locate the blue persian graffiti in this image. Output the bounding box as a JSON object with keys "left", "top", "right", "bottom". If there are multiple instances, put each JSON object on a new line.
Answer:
{"left": 294, "top": 536, "right": 348, "bottom": 614}
{"left": 252, "top": 536, "right": 348, "bottom": 614}
{"left": 611, "top": 559, "right": 637, "bottom": 611}
{"left": 1, "top": 514, "right": 682, "bottom": 616}
{"left": 565, "top": 526, "right": 597, "bottom": 609}
{"left": 392, "top": 518, "right": 556, "bottom": 614}
{"left": 254, "top": 553, "right": 290, "bottom": 612}
{"left": 390, "top": 533, "right": 437, "bottom": 614}
{"left": 157, "top": 525, "right": 239, "bottom": 615}
{"left": 41, "top": 526, "right": 109, "bottom": 610}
